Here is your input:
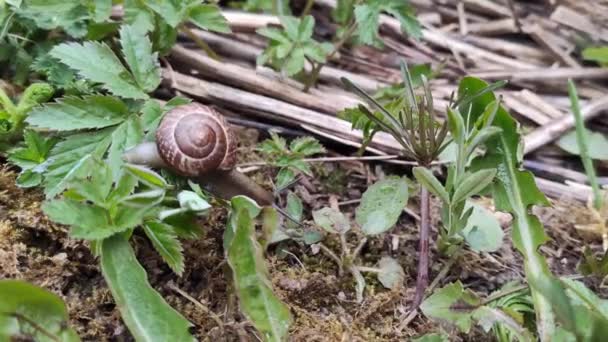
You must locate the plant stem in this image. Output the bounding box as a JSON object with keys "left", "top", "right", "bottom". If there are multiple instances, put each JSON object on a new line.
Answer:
{"left": 568, "top": 79, "right": 602, "bottom": 210}
{"left": 412, "top": 187, "right": 431, "bottom": 309}
{"left": 303, "top": 21, "right": 358, "bottom": 92}
{"left": 9, "top": 312, "right": 61, "bottom": 342}
{"left": 356, "top": 265, "right": 382, "bottom": 273}
{"left": 317, "top": 243, "right": 344, "bottom": 275}
{"left": 180, "top": 25, "right": 221, "bottom": 61}
{"left": 301, "top": 0, "right": 315, "bottom": 17}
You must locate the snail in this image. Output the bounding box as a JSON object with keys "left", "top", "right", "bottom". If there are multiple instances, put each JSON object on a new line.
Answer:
{"left": 123, "top": 103, "right": 274, "bottom": 206}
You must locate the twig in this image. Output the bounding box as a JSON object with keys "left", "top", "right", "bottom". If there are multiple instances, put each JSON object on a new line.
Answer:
{"left": 168, "top": 283, "right": 225, "bottom": 335}
{"left": 317, "top": 243, "right": 344, "bottom": 276}
{"left": 524, "top": 96, "right": 608, "bottom": 154}
{"left": 179, "top": 25, "right": 221, "bottom": 61}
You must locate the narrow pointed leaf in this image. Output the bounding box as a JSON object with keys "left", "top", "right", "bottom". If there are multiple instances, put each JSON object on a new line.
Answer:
{"left": 227, "top": 207, "right": 292, "bottom": 341}
{"left": 452, "top": 169, "right": 496, "bottom": 204}
{"left": 413, "top": 167, "right": 449, "bottom": 204}
{"left": 100, "top": 234, "right": 195, "bottom": 342}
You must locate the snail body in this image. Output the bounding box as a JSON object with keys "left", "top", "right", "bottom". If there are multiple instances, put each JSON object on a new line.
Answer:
{"left": 123, "top": 103, "right": 273, "bottom": 206}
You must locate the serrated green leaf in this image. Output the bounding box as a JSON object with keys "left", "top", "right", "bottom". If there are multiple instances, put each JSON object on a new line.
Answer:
{"left": 421, "top": 281, "right": 481, "bottom": 333}
{"left": 90, "top": 0, "right": 111, "bottom": 22}
{"left": 143, "top": 221, "right": 185, "bottom": 276}
{"left": 188, "top": 4, "right": 230, "bottom": 33}
{"left": 50, "top": 42, "right": 148, "bottom": 99}
{"left": 43, "top": 199, "right": 117, "bottom": 239}
{"left": 452, "top": 169, "right": 496, "bottom": 204}
{"left": 8, "top": 130, "right": 57, "bottom": 170}
{"left": 356, "top": 176, "right": 408, "bottom": 235}
{"left": 17, "top": 0, "right": 89, "bottom": 38}
{"left": 108, "top": 116, "right": 144, "bottom": 181}
{"left": 413, "top": 167, "right": 449, "bottom": 204}
{"left": 119, "top": 24, "right": 161, "bottom": 92}
{"left": 124, "top": 0, "right": 155, "bottom": 33}
{"left": 43, "top": 129, "right": 113, "bottom": 197}
{"left": 151, "top": 16, "right": 178, "bottom": 56}
{"left": 145, "top": 0, "right": 194, "bottom": 27}
{"left": 100, "top": 234, "right": 195, "bottom": 342}
{"left": 27, "top": 95, "right": 128, "bottom": 131}
{"left": 462, "top": 202, "right": 504, "bottom": 252}
{"left": 0, "top": 280, "right": 80, "bottom": 342}
{"left": 460, "top": 76, "right": 571, "bottom": 338}
{"left": 289, "top": 136, "right": 325, "bottom": 156}
{"left": 354, "top": 0, "right": 421, "bottom": 47}
{"left": 313, "top": 207, "right": 350, "bottom": 234}
{"left": 376, "top": 256, "right": 405, "bottom": 289}
{"left": 276, "top": 167, "right": 296, "bottom": 190}
{"left": 227, "top": 206, "right": 292, "bottom": 341}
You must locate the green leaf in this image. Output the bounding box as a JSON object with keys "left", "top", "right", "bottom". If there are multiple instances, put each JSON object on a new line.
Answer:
{"left": 50, "top": 42, "right": 148, "bottom": 99}
{"left": 42, "top": 129, "right": 113, "bottom": 197}
{"left": 462, "top": 202, "right": 504, "bottom": 253}
{"left": 376, "top": 256, "right": 405, "bottom": 289}
{"left": 0, "top": 280, "right": 80, "bottom": 342}
{"left": 582, "top": 46, "right": 608, "bottom": 66}
{"left": 145, "top": 0, "right": 192, "bottom": 27}
{"left": 125, "top": 164, "right": 168, "bottom": 188}
{"left": 124, "top": 0, "right": 155, "bottom": 33}
{"left": 27, "top": 95, "right": 128, "bottom": 131}
{"left": 452, "top": 169, "right": 496, "bottom": 204}
{"left": 17, "top": 0, "right": 89, "bottom": 38}
{"left": 355, "top": 176, "right": 409, "bottom": 235}
{"left": 100, "top": 234, "right": 195, "bottom": 342}
{"left": 420, "top": 281, "right": 481, "bottom": 333}
{"left": 188, "top": 4, "right": 230, "bottom": 33}
{"left": 447, "top": 107, "right": 465, "bottom": 145}
{"left": 227, "top": 206, "right": 292, "bottom": 341}
{"left": 8, "top": 130, "right": 57, "bottom": 170}
{"left": 16, "top": 169, "right": 42, "bottom": 188}
{"left": 276, "top": 167, "right": 296, "bottom": 190}
{"left": 313, "top": 207, "right": 350, "bottom": 234}
{"left": 151, "top": 16, "right": 178, "bottom": 56}
{"left": 285, "top": 191, "right": 303, "bottom": 224}
{"left": 43, "top": 198, "right": 120, "bottom": 240}
{"left": 90, "top": 0, "right": 111, "bottom": 22}
{"left": 289, "top": 136, "right": 325, "bottom": 156}
{"left": 557, "top": 129, "right": 608, "bottom": 160}
{"left": 108, "top": 115, "right": 144, "bottom": 181}
{"left": 354, "top": 0, "right": 421, "bottom": 47}
{"left": 177, "top": 190, "right": 211, "bottom": 211}
{"left": 143, "top": 221, "right": 185, "bottom": 276}
{"left": 413, "top": 167, "right": 449, "bottom": 204}
{"left": 256, "top": 15, "right": 330, "bottom": 77}
{"left": 460, "top": 76, "right": 572, "bottom": 338}
{"left": 119, "top": 24, "right": 161, "bottom": 93}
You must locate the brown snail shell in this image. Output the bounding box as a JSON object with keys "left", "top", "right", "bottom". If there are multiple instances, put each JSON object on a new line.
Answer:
{"left": 156, "top": 103, "right": 237, "bottom": 177}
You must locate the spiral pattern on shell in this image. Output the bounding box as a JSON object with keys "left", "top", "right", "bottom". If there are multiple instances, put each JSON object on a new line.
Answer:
{"left": 156, "top": 103, "right": 237, "bottom": 177}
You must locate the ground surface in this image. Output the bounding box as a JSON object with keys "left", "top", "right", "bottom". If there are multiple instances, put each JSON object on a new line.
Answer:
{"left": 0, "top": 130, "right": 602, "bottom": 341}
